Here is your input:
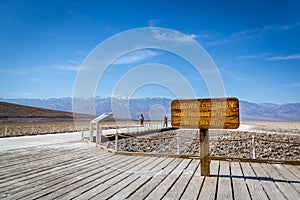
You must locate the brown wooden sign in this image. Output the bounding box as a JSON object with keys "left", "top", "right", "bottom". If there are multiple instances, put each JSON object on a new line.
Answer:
{"left": 171, "top": 97, "right": 240, "bottom": 129}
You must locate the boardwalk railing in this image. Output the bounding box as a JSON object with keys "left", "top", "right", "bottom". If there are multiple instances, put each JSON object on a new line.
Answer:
{"left": 94, "top": 131, "right": 300, "bottom": 164}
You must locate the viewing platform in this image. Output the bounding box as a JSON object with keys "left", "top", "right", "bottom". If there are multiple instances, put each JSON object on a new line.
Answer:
{"left": 0, "top": 132, "right": 299, "bottom": 199}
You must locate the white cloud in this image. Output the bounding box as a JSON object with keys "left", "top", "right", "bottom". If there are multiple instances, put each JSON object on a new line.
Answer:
{"left": 236, "top": 52, "right": 300, "bottom": 61}
{"left": 236, "top": 53, "right": 270, "bottom": 60}
{"left": 151, "top": 28, "right": 197, "bottom": 43}
{"left": 287, "top": 83, "right": 300, "bottom": 87}
{"left": 148, "top": 19, "right": 163, "bottom": 27}
{"left": 204, "top": 22, "right": 300, "bottom": 46}
{"left": 112, "top": 49, "right": 158, "bottom": 65}
{"left": 267, "top": 54, "right": 300, "bottom": 61}
{"left": 53, "top": 64, "right": 81, "bottom": 71}
{"left": 19, "top": 92, "right": 34, "bottom": 97}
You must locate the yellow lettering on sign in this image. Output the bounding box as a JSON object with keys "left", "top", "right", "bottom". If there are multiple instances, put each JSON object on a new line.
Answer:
{"left": 171, "top": 97, "right": 240, "bottom": 129}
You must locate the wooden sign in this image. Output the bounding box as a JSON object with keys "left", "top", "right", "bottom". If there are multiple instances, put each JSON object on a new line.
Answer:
{"left": 171, "top": 97, "right": 239, "bottom": 129}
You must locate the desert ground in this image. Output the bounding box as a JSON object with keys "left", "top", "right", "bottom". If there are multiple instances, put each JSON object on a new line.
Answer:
{"left": 0, "top": 120, "right": 299, "bottom": 161}
{"left": 102, "top": 121, "right": 300, "bottom": 161}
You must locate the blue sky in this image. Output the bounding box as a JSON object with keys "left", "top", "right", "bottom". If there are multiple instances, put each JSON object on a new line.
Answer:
{"left": 0, "top": 0, "right": 299, "bottom": 104}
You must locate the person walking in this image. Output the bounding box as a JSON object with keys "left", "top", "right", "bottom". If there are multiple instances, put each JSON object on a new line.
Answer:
{"left": 163, "top": 115, "right": 168, "bottom": 128}
{"left": 140, "top": 114, "right": 144, "bottom": 126}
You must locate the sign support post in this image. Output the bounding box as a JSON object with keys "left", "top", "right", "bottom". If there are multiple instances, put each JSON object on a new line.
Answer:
{"left": 171, "top": 97, "right": 240, "bottom": 177}
{"left": 200, "top": 128, "right": 210, "bottom": 176}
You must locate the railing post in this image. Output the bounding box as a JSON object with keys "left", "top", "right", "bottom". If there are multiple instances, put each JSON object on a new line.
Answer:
{"left": 4, "top": 126, "right": 7, "bottom": 136}
{"left": 177, "top": 132, "right": 180, "bottom": 154}
{"left": 96, "top": 123, "right": 100, "bottom": 144}
{"left": 99, "top": 126, "right": 102, "bottom": 144}
{"left": 115, "top": 134, "right": 118, "bottom": 151}
{"left": 252, "top": 135, "right": 256, "bottom": 159}
{"left": 89, "top": 123, "right": 93, "bottom": 142}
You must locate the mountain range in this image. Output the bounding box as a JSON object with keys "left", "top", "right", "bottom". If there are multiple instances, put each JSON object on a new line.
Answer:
{"left": 0, "top": 97, "right": 299, "bottom": 121}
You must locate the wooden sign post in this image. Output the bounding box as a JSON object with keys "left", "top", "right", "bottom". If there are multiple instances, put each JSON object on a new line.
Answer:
{"left": 200, "top": 128, "right": 210, "bottom": 176}
{"left": 171, "top": 97, "right": 240, "bottom": 176}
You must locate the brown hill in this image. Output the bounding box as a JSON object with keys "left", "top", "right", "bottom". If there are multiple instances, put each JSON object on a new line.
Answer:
{"left": 0, "top": 102, "right": 95, "bottom": 122}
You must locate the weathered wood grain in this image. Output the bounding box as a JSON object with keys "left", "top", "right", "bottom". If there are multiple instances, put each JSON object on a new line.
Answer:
{"left": 127, "top": 158, "right": 182, "bottom": 200}
{"left": 240, "top": 162, "right": 268, "bottom": 200}
{"left": 171, "top": 97, "right": 239, "bottom": 129}
{"left": 262, "top": 163, "right": 299, "bottom": 200}
{"left": 144, "top": 159, "right": 191, "bottom": 200}
{"left": 162, "top": 159, "right": 199, "bottom": 199}
{"left": 180, "top": 164, "right": 203, "bottom": 200}
{"left": 217, "top": 161, "right": 233, "bottom": 200}
{"left": 250, "top": 162, "right": 286, "bottom": 200}
{"left": 198, "top": 160, "right": 219, "bottom": 199}
{"left": 0, "top": 140, "right": 299, "bottom": 200}
{"left": 230, "top": 162, "right": 251, "bottom": 200}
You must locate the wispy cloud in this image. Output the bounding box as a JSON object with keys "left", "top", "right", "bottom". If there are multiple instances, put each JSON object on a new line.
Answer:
{"left": 151, "top": 28, "right": 198, "bottom": 43}
{"left": 236, "top": 53, "right": 300, "bottom": 61}
{"left": 204, "top": 22, "right": 300, "bottom": 46}
{"left": 220, "top": 66, "right": 251, "bottom": 82}
{"left": 148, "top": 19, "right": 163, "bottom": 27}
{"left": 267, "top": 54, "right": 300, "bottom": 61}
{"left": 56, "top": 65, "right": 81, "bottom": 71}
{"left": 19, "top": 92, "right": 34, "bottom": 97}
{"left": 112, "top": 49, "right": 158, "bottom": 65}
{"left": 204, "top": 28, "right": 260, "bottom": 46}
{"left": 4, "top": 92, "right": 35, "bottom": 97}
{"left": 236, "top": 53, "right": 270, "bottom": 60}
{"left": 287, "top": 83, "right": 300, "bottom": 87}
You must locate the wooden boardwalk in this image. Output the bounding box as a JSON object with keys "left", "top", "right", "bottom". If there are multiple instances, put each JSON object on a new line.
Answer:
{"left": 0, "top": 140, "right": 299, "bottom": 199}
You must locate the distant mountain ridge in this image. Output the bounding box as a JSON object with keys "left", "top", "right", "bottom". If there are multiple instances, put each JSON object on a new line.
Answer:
{"left": 0, "top": 101, "right": 95, "bottom": 122}
{"left": 1, "top": 97, "right": 299, "bottom": 121}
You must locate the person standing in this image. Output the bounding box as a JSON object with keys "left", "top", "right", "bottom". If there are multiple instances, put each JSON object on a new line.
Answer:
{"left": 163, "top": 115, "right": 168, "bottom": 127}
{"left": 140, "top": 114, "right": 144, "bottom": 126}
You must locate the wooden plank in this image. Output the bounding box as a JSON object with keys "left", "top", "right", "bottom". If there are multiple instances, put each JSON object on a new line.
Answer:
{"left": 0, "top": 146, "right": 84, "bottom": 171}
{"left": 144, "top": 159, "right": 192, "bottom": 200}
{"left": 5, "top": 154, "right": 131, "bottom": 199}
{"left": 0, "top": 144, "right": 95, "bottom": 172}
{"left": 96, "top": 158, "right": 162, "bottom": 199}
{"left": 230, "top": 162, "right": 251, "bottom": 200}
{"left": 171, "top": 97, "right": 240, "bottom": 129}
{"left": 198, "top": 160, "right": 219, "bottom": 199}
{"left": 273, "top": 164, "right": 300, "bottom": 193}
{"left": 239, "top": 162, "right": 268, "bottom": 200}
{"left": 284, "top": 164, "right": 300, "bottom": 179}
{"left": 61, "top": 156, "right": 152, "bottom": 200}
{"left": 87, "top": 156, "right": 161, "bottom": 200}
{"left": 73, "top": 156, "right": 159, "bottom": 200}
{"left": 250, "top": 163, "right": 286, "bottom": 200}
{"left": 261, "top": 163, "right": 299, "bottom": 200}
{"left": 38, "top": 155, "right": 148, "bottom": 200}
{"left": 216, "top": 161, "right": 233, "bottom": 200}
{"left": 162, "top": 159, "right": 199, "bottom": 199}
{"left": 38, "top": 155, "right": 141, "bottom": 199}
{"left": 0, "top": 148, "right": 105, "bottom": 182}
{"left": 0, "top": 149, "right": 95, "bottom": 180}
{"left": 127, "top": 158, "right": 182, "bottom": 200}
{"left": 60, "top": 158, "right": 155, "bottom": 199}
{"left": 0, "top": 148, "right": 110, "bottom": 188}
{"left": 110, "top": 157, "right": 174, "bottom": 200}
{"left": 180, "top": 164, "right": 203, "bottom": 200}
{"left": 0, "top": 154, "right": 106, "bottom": 193}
